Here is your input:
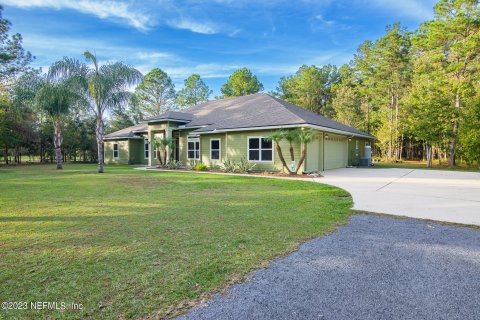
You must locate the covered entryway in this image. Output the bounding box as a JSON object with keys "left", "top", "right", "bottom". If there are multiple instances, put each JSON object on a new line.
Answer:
{"left": 324, "top": 135, "right": 347, "bottom": 170}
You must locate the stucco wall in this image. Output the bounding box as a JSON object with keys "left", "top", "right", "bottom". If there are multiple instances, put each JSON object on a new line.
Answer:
{"left": 104, "top": 140, "right": 130, "bottom": 165}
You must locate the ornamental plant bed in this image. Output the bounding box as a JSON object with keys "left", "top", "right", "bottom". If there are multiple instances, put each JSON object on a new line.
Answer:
{"left": 149, "top": 166, "right": 322, "bottom": 179}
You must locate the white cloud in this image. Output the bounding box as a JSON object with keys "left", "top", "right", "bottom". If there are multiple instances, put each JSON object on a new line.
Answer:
{"left": 365, "top": 0, "right": 436, "bottom": 21}
{"left": 3, "top": 0, "right": 155, "bottom": 31}
{"left": 166, "top": 18, "right": 219, "bottom": 34}
{"left": 22, "top": 34, "right": 177, "bottom": 72}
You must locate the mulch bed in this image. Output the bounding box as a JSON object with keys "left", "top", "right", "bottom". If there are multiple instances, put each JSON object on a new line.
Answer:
{"left": 147, "top": 167, "right": 322, "bottom": 179}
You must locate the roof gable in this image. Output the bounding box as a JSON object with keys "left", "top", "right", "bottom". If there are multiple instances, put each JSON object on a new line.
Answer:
{"left": 104, "top": 123, "right": 147, "bottom": 140}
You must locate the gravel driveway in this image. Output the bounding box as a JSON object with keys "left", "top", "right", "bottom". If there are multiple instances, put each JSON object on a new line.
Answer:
{"left": 180, "top": 215, "right": 480, "bottom": 320}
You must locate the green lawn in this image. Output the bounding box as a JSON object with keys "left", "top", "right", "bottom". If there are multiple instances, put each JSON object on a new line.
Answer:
{"left": 373, "top": 161, "right": 479, "bottom": 172}
{"left": 0, "top": 164, "right": 352, "bottom": 319}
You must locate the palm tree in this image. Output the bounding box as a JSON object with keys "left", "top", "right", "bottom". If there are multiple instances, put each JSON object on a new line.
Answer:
{"left": 284, "top": 130, "right": 297, "bottom": 162}
{"left": 151, "top": 138, "right": 163, "bottom": 166}
{"left": 152, "top": 136, "right": 174, "bottom": 166}
{"left": 265, "top": 130, "right": 291, "bottom": 173}
{"left": 35, "top": 80, "right": 76, "bottom": 169}
{"left": 294, "top": 128, "right": 317, "bottom": 174}
{"left": 49, "top": 51, "right": 142, "bottom": 173}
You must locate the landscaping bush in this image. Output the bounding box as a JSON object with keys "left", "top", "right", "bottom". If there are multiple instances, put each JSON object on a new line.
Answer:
{"left": 222, "top": 159, "right": 238, "bottom": 172}
{"left": 237, "top": 156, "right": 256, "bottom": 173}
{"left": 165, "top": 160, "right": 183, "bottom": 169}
{"left": 209, "top": 164, "right": 222, "bottom": 171}
{"left": 193, "top": 163, "right": 209, "bottom": 171}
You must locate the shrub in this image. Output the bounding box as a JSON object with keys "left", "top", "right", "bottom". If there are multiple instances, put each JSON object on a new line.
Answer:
{"left": 237, "top": 156, "right": 256, "bottom": 173}
{"left": 165, "top": 160, "right": 183, "bottom": 169}
{"left": 209, "top": 164, "right": 222, "bottom": 171}
{"left": 222, "top": 159, "right": 237, "bottom": 173}
{"left": 193, "top": 163, "right": 209, "bottom": 171}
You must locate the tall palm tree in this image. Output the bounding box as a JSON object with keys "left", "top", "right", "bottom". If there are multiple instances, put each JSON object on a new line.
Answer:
{"left": 295, "top": 128, "right": 317, "bottom": 174}
{"left": 49, "top": 51, "right": 142, "bottom": 173}
{"left": 35, "top": 80, "right": 76, "bottom": 169}
{"left": 265, "top": 130, "right": 291, "bottom": 173}
{"left": 284, "top": 130, "right": 297, "bottom": 162}
{"left": 152, "top": 136, "right": 174, "bottom": 166}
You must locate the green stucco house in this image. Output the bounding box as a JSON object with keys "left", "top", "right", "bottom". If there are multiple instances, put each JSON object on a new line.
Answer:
{"left": 104, "top": 93, "right": 374, "bottom": 172}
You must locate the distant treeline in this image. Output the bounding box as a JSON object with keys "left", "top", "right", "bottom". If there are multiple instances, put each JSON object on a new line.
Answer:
{"left": 1, "top": 0, "right": 479, "bottom": 168}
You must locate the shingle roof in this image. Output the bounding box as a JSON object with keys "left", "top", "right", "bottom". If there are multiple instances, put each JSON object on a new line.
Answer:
{"left": 104, "top": 123, "right": 147, "bottom": 139}
{"left": 151, "top": 93, "right": 373, "bottom": 138}
{"left": 107, "top": 93, "right": 374, "bottom": 140}
{"left": 145, "top": 111, "right": 194, "bottom": 122}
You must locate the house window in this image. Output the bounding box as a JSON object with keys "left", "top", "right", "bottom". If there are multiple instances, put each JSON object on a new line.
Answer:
{"left": 113, "top": 143, "right": 119, "bottom": 159}
{"left": 210, "top": 139, "right": 220, "bottom": 160}
{"left": 187, "top": 138, "right": 200, "bottom": 160}
{"left": 248, "top": 137, "right": 273, "bottom": 162}
{"left": 144, "top": 139, "right": 149, "bottom": 159}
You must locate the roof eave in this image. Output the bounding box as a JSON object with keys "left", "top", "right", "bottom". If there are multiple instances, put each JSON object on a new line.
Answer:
{"left": 146, "top": 118, "right": 191, "bottom": 124}
{"left": 193, "top": 124, "right": 374, "bottom": 139}
{"left": 103, "top": 136, "right": 143, "bottom": 140}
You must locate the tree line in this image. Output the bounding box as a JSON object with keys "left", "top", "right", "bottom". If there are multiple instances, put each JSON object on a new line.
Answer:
{"left": 1, "top": 0, "right": 479, "bottom": 170}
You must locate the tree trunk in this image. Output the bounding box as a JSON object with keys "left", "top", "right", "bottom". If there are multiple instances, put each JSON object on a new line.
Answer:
{"left": 426, "top": 144, "right": 432, "bottom": 168}
{"left": 449, "top": 93, "right": 460, "bottom": 167}
{"left": 388, "top": 89, "right": 394, "bottom": 159}
{"left": 4, "top": 146, "right": 8, "bottom": 165}
{"left": 157, "top": 149, "right": 163, "bottom": 166}
{"left": 365, "top": 98, "right": 370, "bottom": 134}
{"left": 96, "top": 117, "right": 104, "bottom": 173}
{"left": 438, "top": 145, "right": 441, "bottom": 166}
{"left": 53, "top": 120, "right": 63, "bottom": 170}
{"left": 295, "top": 145, "right": 307, "bottom": 174}
{"left": 275, "top": 142, "right": 291, "bottom": 173}
{"left": 289, "top": 142, "right": 294, "bottom": 162}
{"left": 395, "top": 95, "right": 399, "bottom": 160}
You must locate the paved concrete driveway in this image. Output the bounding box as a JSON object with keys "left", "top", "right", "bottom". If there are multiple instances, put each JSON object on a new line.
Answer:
{"left": 319, "top": 168, "right": 480, "bottom": 226}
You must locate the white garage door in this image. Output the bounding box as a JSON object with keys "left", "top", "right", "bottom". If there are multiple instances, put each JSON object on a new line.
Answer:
{"left": 324, "top": 136, "right": 347, "bottom": 170}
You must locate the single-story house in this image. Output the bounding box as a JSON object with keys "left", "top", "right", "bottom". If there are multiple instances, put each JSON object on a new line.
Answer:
{"left": 104, "top": 93, "right": 374, "bottom": 172}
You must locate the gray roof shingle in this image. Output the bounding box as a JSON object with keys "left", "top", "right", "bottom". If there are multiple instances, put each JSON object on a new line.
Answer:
{"left": 104, "top": 123, "right": 148, "bottom": 139}
{"left": 107, "top": 93, "right": 374, "bottom": 139}
{"left": 154, "top": 93, "right": 373, "bottom": 138}
{"left": 145, "top": 111, "right": 194, "bottom": 122}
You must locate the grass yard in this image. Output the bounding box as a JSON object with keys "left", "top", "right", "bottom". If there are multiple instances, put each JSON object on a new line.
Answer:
{"left": 0, "top": 164, "right": 352, "bottom": 319}
{"left": 373, "top": 160, "right": 479, "bottom": 172}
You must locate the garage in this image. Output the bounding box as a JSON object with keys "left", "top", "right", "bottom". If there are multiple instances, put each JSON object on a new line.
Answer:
{"left": 324, "top": 135, "right": 347, "bottom": 170}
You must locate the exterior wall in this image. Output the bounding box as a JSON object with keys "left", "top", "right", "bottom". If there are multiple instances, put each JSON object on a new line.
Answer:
{"left": 104, "top": 140, "right": 130, "bottom": 165}
{"left": 200, "top": 133, "right": 226, "bottom": 167}
{"left": 347, "top": 137, "right": 370, "bottom": 166}
{"left": 129, "top": 138, "right": 148, "bottom": 165}
{"left": 178, "top": 129, "right": 197, "bottom": 166}
{"left": 222, "top": 129, "right": 305, "bottom": 172}
{"left": 178, "top": 129, "right": 306, "bottom": 172}
{"left": 105, "top": 124, "right": 373, "bottom": 171}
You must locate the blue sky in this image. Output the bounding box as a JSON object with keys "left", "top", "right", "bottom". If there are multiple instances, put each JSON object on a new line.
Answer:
{"left": 4, "top": 0, "right": 437, "bottom": 97}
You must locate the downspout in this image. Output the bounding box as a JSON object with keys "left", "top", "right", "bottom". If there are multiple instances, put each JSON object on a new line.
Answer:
{"left": 322, "top": 132, "right": 325, "bottom": 171}
{"left": 346, "top": 137, "right": 349, "bottom": 167}
{"left": 225, "top": 132, "right": 228, "bottom": 159}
